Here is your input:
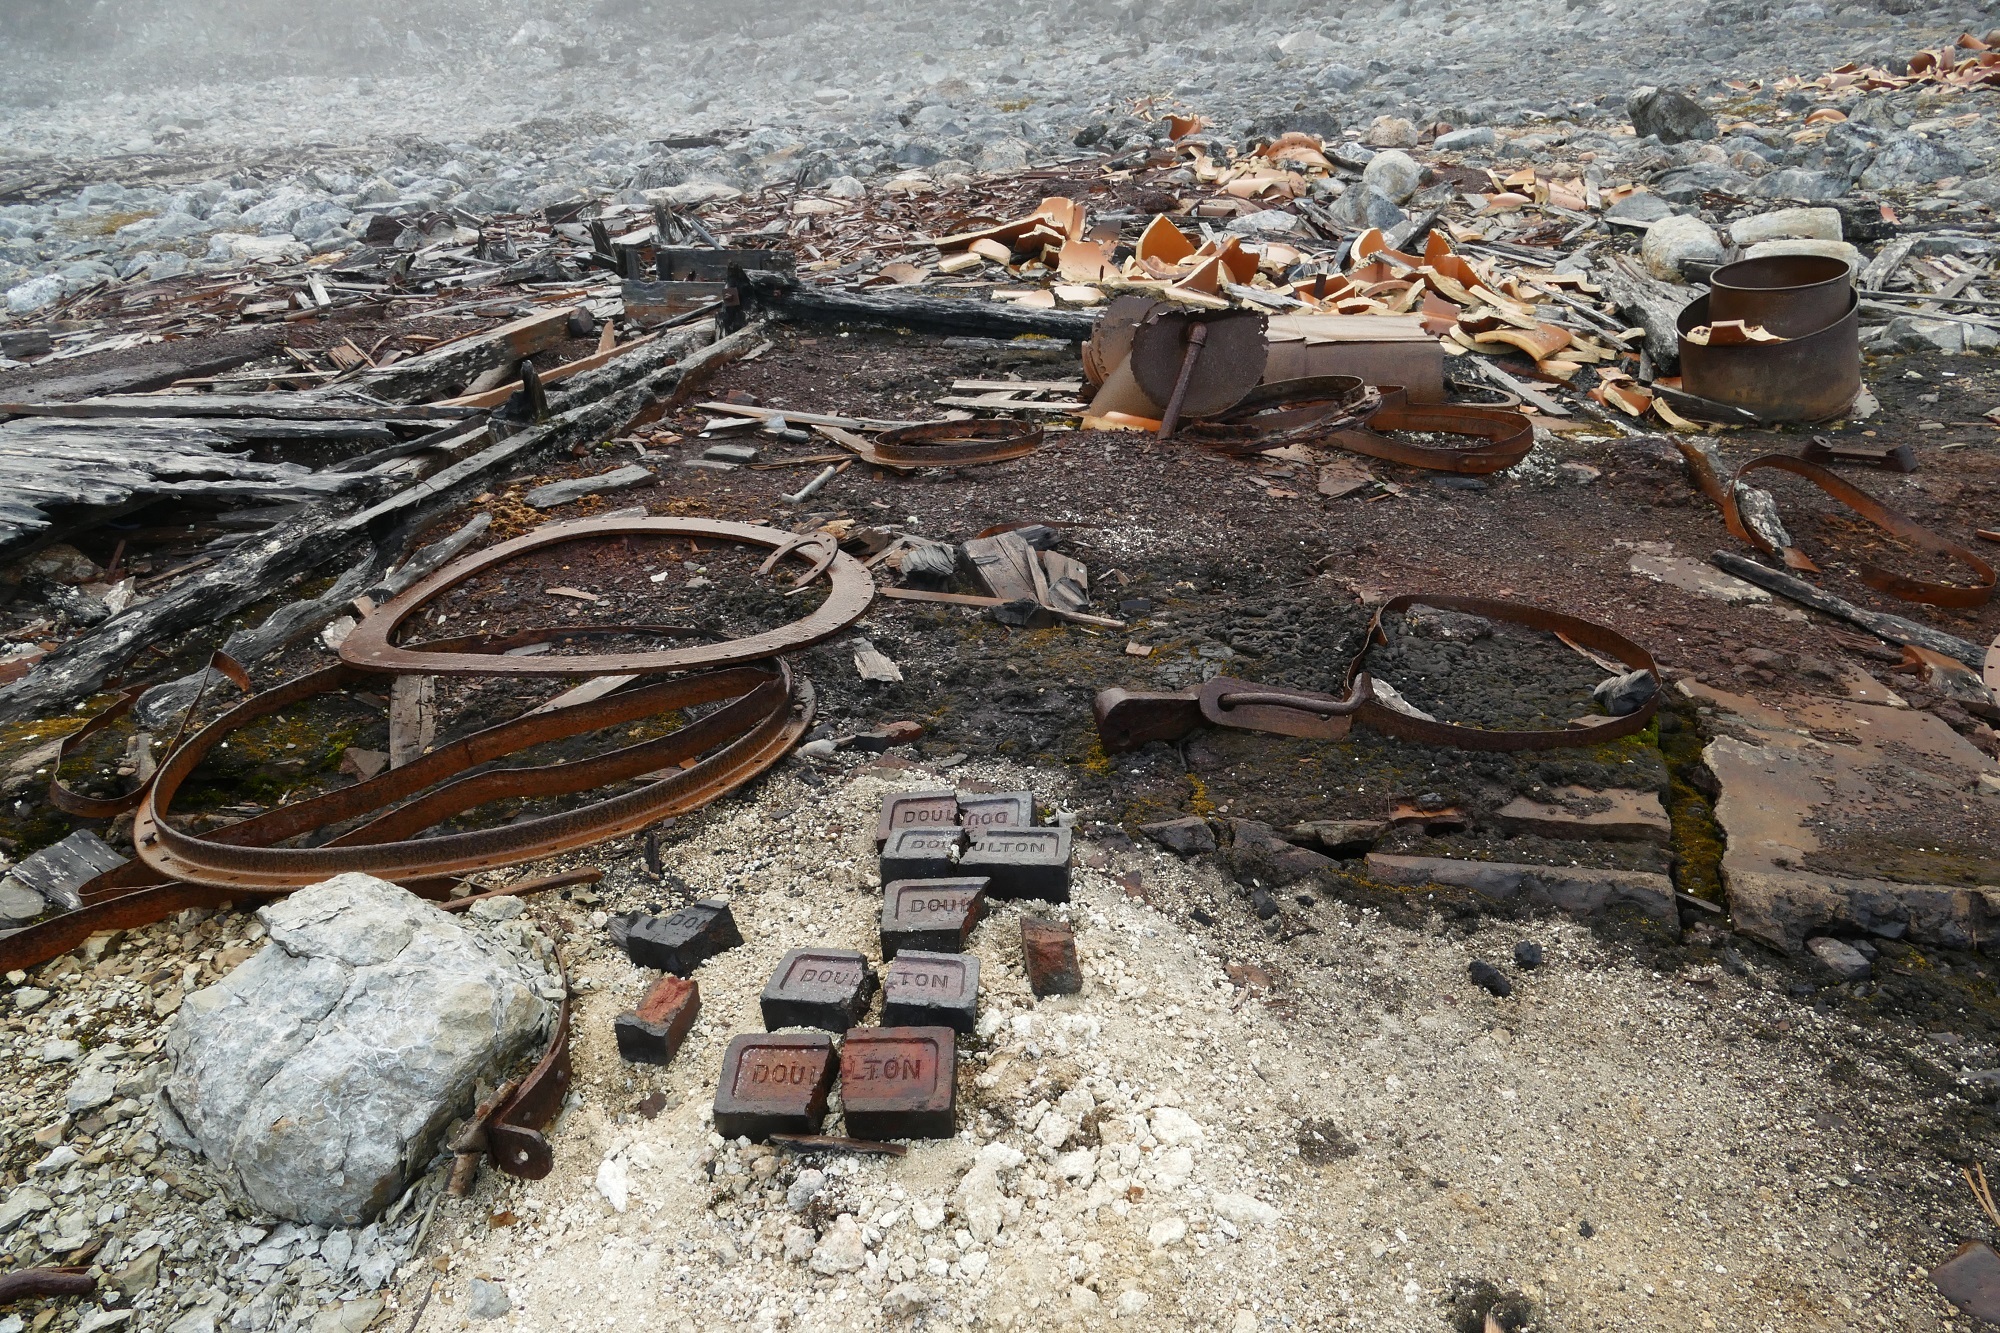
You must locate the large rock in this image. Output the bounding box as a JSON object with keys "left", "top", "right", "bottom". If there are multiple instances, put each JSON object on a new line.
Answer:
{"left": 1729, "top": 207, "right": 1842, "bottom": 246}
{"left": 1640, "top": 214, "right": 1724, "bottom": 282}
{"left": 1627, "top": 87, "right": 1717, "bottom": 144}
{"left": 1859, "top": 133, "right": 1967, "bottom": 188}
{"left": 1361, "top": 149, "right": 1423, "bottom": 205}
{"left": 1327, "top": 184, "right": 1406, "bottom": 232}
{"left": 1749, "top": 169, "right": 1850, "bottom": 203}
{"left": 159, "top": 874, "right": 558, "bottom": 1226}
{"left": 1360, "top": 116, "right": 1420, "bottom": 149}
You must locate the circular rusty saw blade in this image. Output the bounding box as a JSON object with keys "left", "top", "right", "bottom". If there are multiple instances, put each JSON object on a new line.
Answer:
{"left": 1083, "top": 294, "right": 1166, "bottom": 389}
{"left": 1128, "top": 308, "right": 1268, "bottom": 419}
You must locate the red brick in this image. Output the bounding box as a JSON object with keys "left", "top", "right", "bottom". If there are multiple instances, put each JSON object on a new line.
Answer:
{"left": 713, "top": 1033, "right": 836, "bottom": 1141}
{"left": 614, "top": 974, "right": 700, "bottom": 1066}
{"left": 956, "top": 790, "right": 1034, "bottom": 834}
{"left": 1020, "top": 917, "right": 1082, "bottom": 997}
{"left": 840, "top": 1026, "right": 957, "bottom": 1140}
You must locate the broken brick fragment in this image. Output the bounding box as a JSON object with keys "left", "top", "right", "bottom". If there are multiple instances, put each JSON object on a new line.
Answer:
{"left": 1021, "top": 917, "right": 1082, "bottom": 997}
{"left": 614, "top": 974, "right": 700, "bottom": 1066}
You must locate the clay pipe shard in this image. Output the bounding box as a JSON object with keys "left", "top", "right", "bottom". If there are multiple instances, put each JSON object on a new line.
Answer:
{"left": 1156, "top": 323, "right": 1210, "bottom": 440}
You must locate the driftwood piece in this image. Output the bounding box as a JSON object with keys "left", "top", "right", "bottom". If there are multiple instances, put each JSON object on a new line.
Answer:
{"left": 0, "top": 418, "right": 374, "bottom": 553}
{"left": 2, "top": 395, "right": 482, "bottom": 423}
{"left": 356, "top": 306, "right": 574, "bottom": 404}
{"left": 0, "top": 322, "right": 753, "bottom": 725}
{"left": 388, "top": 675, "right": 437, "bottom": 767}
{"left": 1710, "top": 551, "right": 1983, "bottom": 664}
{"left": 741, "top": 271, "right": 1097, "bottom": 341}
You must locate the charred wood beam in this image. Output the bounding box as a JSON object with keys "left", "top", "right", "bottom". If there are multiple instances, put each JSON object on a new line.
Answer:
{"left": 739, "top": 270, "right": 1097, "bottom": 342}
{"left": 0, "top": 321, "right": 755, "bottom": 725}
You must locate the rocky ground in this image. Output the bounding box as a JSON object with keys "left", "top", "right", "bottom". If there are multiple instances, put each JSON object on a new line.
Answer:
{"left": 6, "top": 1, "right": 2000, "bottom": 1331}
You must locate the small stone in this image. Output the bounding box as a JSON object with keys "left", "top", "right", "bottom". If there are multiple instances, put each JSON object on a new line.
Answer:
{"left": 1605, "top": 192, "right": 1674, "bottom": 224}
{"left": 11, "top": 986, "right": 50, "bottom": 1012}
{"left": 1328, "top": 184, "right": 1406, "bottom": 231}
{"left": 65, "top": 1067, "right": 119, "bottom": 1114}
{"left": 1227, "top": 820, "right": 1334, "bottom": 887}
{"left": 1250, "top": 889, "right": 1279, "bottom": 920}
{"left": 1807, "top": 936, "right": 1872, "bottom": 981}
{"left": 1468, "top": 961, "right": 1513, "bottom": 997}
{"left": 1627, "top": 86, "right": 1717, "bottom": 144}
{"left": 1212, "top": 1193, "right": 1280, "bottom": 1226}
{"left": 1433, "top": 126, "right": 1496, "bottom": 151}
{"left": 1147, "top": 1216, "right": 1187, "bottom": 1248}
{"left": 1594, "top": 669, "right": 1659, "bottom": 717}
{"left": 1640, "top": 214, "right": 1724, "bottom": 282}
{"left": 787, "top": 1169, "right": 826, "bottom": 1211}
{"left": 0, "top": 1186, "right": 53, "bottom": 1233}
{"left": 810, "top": 1214, "right": 867, "bottom": 1274}
{"left": 1361, "top": 115, "right": 1420, "bottom": 148}
{"left": 1514, "top": 941, "right": 1545, "bottom": 970}
{"left": 465, "top": 1278, "right": 510, "bottom": 1322}
{"left": 784, "top": 1224, "right": 817, "bottom": 1263}
{"left": 338, "top": 748, "right": 387, "bottom": 782}
{"left": 1115, "top": 1290, "right": 1152, "bottom": 1317}
{"left": 1138, "top": 816, "right": 1215, "bottom": 856}
{"left": 595, "top": 1155, "right": 629, "bottom": 1213}
{"left": 883, "top": 1282, "right": 933, "bottom": 1316}
{"left": 1360, "top": 149, "right": 1423, "bottom": 205}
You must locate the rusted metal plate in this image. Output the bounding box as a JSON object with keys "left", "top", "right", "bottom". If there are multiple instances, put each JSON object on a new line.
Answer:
{"left": 1095, "top": 595, "right": 1661, "bottom": 754}
{"left": 340, "top": 517, "right": 875, "bottom": 677}
{"left": 1129, "top": 307, "right": 1268, "bottom": 422}
{"left": 869, "top": 419, "right": 1044, "bottom": 467}
{"left": 1324, "top": 390, "right": 1536, "bottom": 475}
{"left": 1933, "top": 1240, "right": 2000, "bottom": 1323}
{"left": 487, "top": 961, "right": 571, "bottom": 1180}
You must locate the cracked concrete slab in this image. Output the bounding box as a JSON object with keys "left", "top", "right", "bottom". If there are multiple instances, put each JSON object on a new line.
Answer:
{"left": 1682, "top": 679, "right": 2000, "bottom": 953}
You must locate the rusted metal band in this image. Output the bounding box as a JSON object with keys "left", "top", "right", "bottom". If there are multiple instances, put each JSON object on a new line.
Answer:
{"left": 1721, "top": 453, "right": 1995, "bottom": 608}
{"left": 47, "top": 654, "right": 253, "bottom": 819}
{"left": 1179, "top": 376, "right": 1376, "bottom": 457}
{"left": 871, "top": 419, "right": 1045, "bottom": 466}
{"left": 487, "top": 951, "right": 571, "bottom": 1179}
{"left": 1094, "top": 595, "right": 1658, "bottom": 754}
{"left": 1344, "top": 595, "right": 1659, "bottom": 750}
{"left": 1325, "top": 391, "right": 1536, "bottom": 475}
{"left": 341, "top": 517, "right": 875, "bottom": 676}
{"left": 133, "top": 661, "right": 810, "bottom": 890}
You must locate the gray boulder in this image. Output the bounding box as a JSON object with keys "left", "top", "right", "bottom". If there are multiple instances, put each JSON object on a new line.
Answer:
{"left": 1628, "top": 87, "right": 1717, "bottom": 145}
{"left": 159, "top": 874, "right": 559, "bottom": 1226}
{"left": 1640, "top": 214, "right": 1724, "bottom": 281}
{"left": 1226, "top": 820, "right": 1335, "bottom": 888}
{"left": 1860, "top": 133, "right": 1967, "bottom": 188}
{"left": 1750, "top": 169, "right": 1850, "bottom": 202}
{"left": 1606, "top": 192, "right": 1674, "bottom": 224}
{"left": 1433, "top": 126, "right": 1496, "bottom": 152}
{"left": 1361, "top": 149, "right": 1423, "bottom": 205}
{"left": 1328, "top": 185, "right": 1406, "bottom": 232}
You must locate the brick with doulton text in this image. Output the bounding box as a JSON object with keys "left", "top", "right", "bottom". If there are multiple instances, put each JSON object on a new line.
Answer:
{"left": 956, "top": 789, "right": 1034, "bottom": 835}
{"left": 712, "top": 1032, "right": 836, "bottom": 1140}
{"left": 880, "top": 877, "right": 988, "bottom": 958}
{"left": 880, "top": 950, "right": 980, "bottom": 1033}
{"left": 960, "top": 826, "right": 1071, "bottom": 901}
{"left": 610, "top": 898, "right": 742, "bottom": 975}
{"left": 880, "top": 826, "right": 964, "bottom": 883}
{"left": 760, "top": 947, "right": 877, "bottom": 1032}
{"left": 874, "top": 790, "right": 960, "bottom": 851}
{"left": 840, "top": 1026, "right": 957, "bottom": 1140}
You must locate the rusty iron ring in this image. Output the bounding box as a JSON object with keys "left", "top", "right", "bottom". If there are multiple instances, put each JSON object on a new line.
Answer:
{"left": 1179, "top": 376, "right": 1378, "bottom": 457}
{"left": 131, "top": 659, "right": 811, "bottom": 890}
{"left": 341, "top": 517, "right": 875, "bottom": 677}
{"left": 1721, "top": 453, "right": 1995, "bottom": 608}
{"left": 1094, "top": 595, "right": 1657, "bottom": 753}
{"left": 1324, "top": 390, "right": 1536, "bottom": 476}
{"left": 48, "top": 655, "right": 255, "bottom": 819}
{"left": 871, "top": 419, "right": 1045, "bottom": 467}
{"left": 1343, "top": 594, "right": 1660, "bottom": 750}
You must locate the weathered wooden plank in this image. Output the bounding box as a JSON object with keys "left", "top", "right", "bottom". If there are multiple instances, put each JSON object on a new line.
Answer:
{"left": 355, "top": 306, "right": 575, "bottom": 404}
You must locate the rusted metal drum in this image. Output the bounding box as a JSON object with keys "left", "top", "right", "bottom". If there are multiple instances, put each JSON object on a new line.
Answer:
{"left": 1708, "top": 254, "right": 1853, "bottom": 338}
{"left": 1678, "top": 291, "right": 1860, "bottom": 423}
